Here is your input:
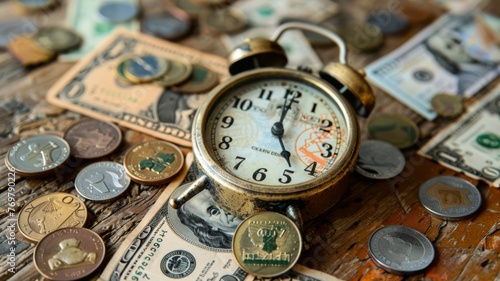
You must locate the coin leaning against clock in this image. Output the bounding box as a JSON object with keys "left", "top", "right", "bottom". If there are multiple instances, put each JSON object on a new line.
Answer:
{"left": 232, "top": 212, "right": 302, "bottom": 277}
{"left": 75, "top": 162, "right": 131, "bottom": 202}
{"left": 6, "top": 134, "right": 70, "bottom": 177}
{"left": 33, "top": 227, "right": 105, "bottom": 281}
{"left": 18, "top": 193, "right": 87, "bottom": 242}
{"left": 356, "top": 140, "right": 405, "bottom": 179}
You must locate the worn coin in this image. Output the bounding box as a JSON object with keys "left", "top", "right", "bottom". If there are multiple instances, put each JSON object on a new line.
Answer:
{"left": 98, "top": 2, "right": 139, "bottom": 23}
{"left": 0, "top": 18, "right": 37, "bottom": 48}
{"left": 430, "top": 93, "right": 464, "bottom": 118}
{"left": 368, "top": 225, "right": 435, "bottom": 275}
{"left": 7, "top": 34, "right": 55, "bottom": 66}
{"left": 18, "top": 193, "right": 87, "bottom": 242}
{"left": 200, "top": 7, "right": 247, "bottom": 34}
{"left": 33, "top": 26, "right": 82, "bottom": 53}
{"left": 368, "top": 114, "right": 419, "bottom": 149}
{"left": 172, "top": 64, "right": 219, "bottom": 93}
{"left": 124, "top": 55, "right": 170, "bottom": 83}
{"left": 124, "top": 141, "right": 184, "bottom": 185}
{"left": 6, "top": 134, "right": 70, "bottom": 177}
{"left": 155, "top": 59, "right": 193, "bottom": 87}
{"left": 367, "top": 11, "right": 409, "bottom": 35}
{"left": 16, "top": 0, "right": 57, "bottom": 12}
{"left": 142, "top": 8, "right": 192, "bottom": 41}
{"left": 419, "top": 176, "right": 482, "bottom": 220}
{"left": 75, "top": 162, "right": 131, "bottom": 202}
{"left": 34, "top": 227, "right": 105, "bottom": 281}
{"left": 356, "top": 140, "right": 405, "bottom": 179}
{"left": 232, "top": 212, "right": 302, "bottom": 278}
{"left": 340, "top": 22, "right": 384, "bottom": 53}
{"left": 64, "top": 119, "right": 122, "bottom": 159}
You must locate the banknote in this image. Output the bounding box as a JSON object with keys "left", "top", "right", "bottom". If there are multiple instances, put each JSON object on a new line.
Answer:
{"left": 222, "top": 28, "right": 323, "bottom": 71}
{"left": 59, "top": 0, "right": 140, "bottom": 62}
{"left": 46, "top": 29, "right": 229, "bottom": 147}
{"left": 418, "top": 85, "right": 500, "bottom": 188}
{"left": 365, "top": 13, "right": 500, "bottom": 120}
{"left": 99, "top": 153, "right": 343, "bottom": 281}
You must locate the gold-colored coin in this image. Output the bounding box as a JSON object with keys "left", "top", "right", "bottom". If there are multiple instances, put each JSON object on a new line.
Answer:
{"left": 124, "top": 141, "right": 185, "bottom": 185}
{"left": 7, "top": 35, "right": 55, "bottom": 66}
{"left": 155, "top": 59, "right": 193, "bottom": 87}
{"left": 431, "top": 93, "right": 464, "bottom": 118}
{"left": 368, "top": 114, "right": 419, "bottom": 149}
{"left": 172, "top": 64, "right": 219, "bottom": 93}
{"left": 232, "top": 212, "right": 302, "bottom": 278}
{"left": 18, "top": 192, "right": 87, "bottom": 242}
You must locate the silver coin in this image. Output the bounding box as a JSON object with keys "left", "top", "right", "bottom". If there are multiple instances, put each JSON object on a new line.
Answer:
{"left": 98, "top": 2, "right": 139, "bottom": 23}
{"left": 142, "top": 8, "right": 192, "bottom": 40}
{"left": 367, "top": 12, "right": 408, "bottom": 35}
{"left": 75, "top": 161, "right": 131, "bottom": 201}
{"left": 355, "top": 140, "right": 405, "bottom": 179}
{"left": 418, "top": 176, "right": 482, "bottom": 220}
{"left": 6, "top": 134, "right": 70, "bottom": 177}
{"left": 368, "top": 225, "right": 435, "bottom": 275}
{"left": 0, "top": 18, "right": 37, "bottom": 48}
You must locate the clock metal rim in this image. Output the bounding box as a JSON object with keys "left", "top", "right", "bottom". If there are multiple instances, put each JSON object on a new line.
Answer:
{"left": 192, "top": 67, "right": 359, "bottom": 196}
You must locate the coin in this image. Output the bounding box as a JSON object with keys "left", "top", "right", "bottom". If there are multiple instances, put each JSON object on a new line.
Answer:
{"left": 124, "top": 55, "right": 170, "bottom": 83}
{"left": 368, "top": 225, "right": 434, "bottom": 275}
{"left": 173, "top": 0, "right": 209, "bottom": 18}
{"left": 0, "top": 18, "right": 37, "bottom": 49}
{"left": 142, "top": 8, "right": 192, "bottom": 41}
{"left": 356, "top": 140, "right": 405, "bottom": 179}
{"left": 419, "top": 176, "right": 482, "bottom": 220}
{"left": 98, "top": 2, "right": 139, "bottom": 23}
{"left": 367, "top": 11, "right": 409, "bottom": 35}
{"left": 232, "top": 212, "right": 302, "bottom": 277}
{"left": 124, "top": 141, "right": 185, "bottom": 185}
{"left": 115, "top": 56, "right": 135, "bottom": 83}
{"left": 18, "top": 193, "right": 87, "bottom": 242}
{"left": 200, "top": 7, "right": 247, "bottom": 34}
{"left": 367, "top": 114, "right": 419, "bottom": 149}
{"left": 33, "top": 26, "right": 82, "bottom": 53}
{"left": 430, "top": 93, "right": 464, "bottom": 118}
{"left": 33, "top": 227, "right": 105, "bottom": 281}
{"left": 7, "top": 35, "right": 55, "bottom": 66}
{"left": 172, "top": 64, "right": 219, "bottom": 93}
{"left": 15, "top": 0, "right": 57, "bottom": 12}
{"left": 6, "top": 134, "right": 70, "bottom": 177}
{"left": 64, "top": 119, "right": 122, "bottom": 159}
{"left": 155, "top": 59, "right": 193, "bottom": 87}
{"left": 75, "top": 161, "right": 131, "bottom": 202}
{"left": 340, "top": 22, "right": 384, "bottom": 53}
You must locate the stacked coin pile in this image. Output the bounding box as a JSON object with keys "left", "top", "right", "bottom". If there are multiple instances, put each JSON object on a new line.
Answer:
{"left": 116, "top": 54, "right": 220, "bottom": 93}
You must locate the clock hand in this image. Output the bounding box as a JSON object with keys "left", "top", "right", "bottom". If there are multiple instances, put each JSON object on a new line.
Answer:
{"left": 271, "top": 94, "right": 295, "bottom": 167}
{"left": 277, "top": 135, "right": 292, "bottom": 167}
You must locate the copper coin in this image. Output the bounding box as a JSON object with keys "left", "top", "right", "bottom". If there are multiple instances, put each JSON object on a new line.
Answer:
{"left": 124, "top": 141, "right": 185, "bottom": 185}
{"left": 430, "top": 93, "right": 464, "bottom": 118}
{"left": 18, "top": 193, "right": 87, "bottom": 242}
{"left": 172, "top": 64, "right": 219, "bottom": 94}
{"left": 34, "top": 227, "right": 105, "bottom": 280}
{"left": 64, "top": 119, "right": 122, "bottom": 159}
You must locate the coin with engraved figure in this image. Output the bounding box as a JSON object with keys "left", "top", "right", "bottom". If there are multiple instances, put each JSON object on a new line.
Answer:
{"left": 124, "top": 141, "right": 184, "bottom": 185}
{"left": 6, "top": 134, "right": 70, "bottom": 177}
{"left": 232, "top": 212, "right": 302, "bottom": 278}
{"left": 18, "top": 193, "right": 87, "bottom": 242}
{"left": 34, "top": 227, "right": 105, "bottom": 281}
{"left": 75, "top": 162, "right": 131, "bottom": 201}
{"left": 368, "top": 225, "right": 434, "bottom": 275}
{"left": 64, "top": 119, "right": 122, "bottom": 159}
{"left": 356, "top": 140, "right": 405, "bottom": 179}
{"left": 419, "top": 176, "right": 482, "bottom": 220}
{"left": 33, "top": 26, "right": 82, "bottom": 53}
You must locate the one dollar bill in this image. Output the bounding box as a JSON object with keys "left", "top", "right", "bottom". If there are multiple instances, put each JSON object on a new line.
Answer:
{"left": 365, "top": 13, "right": 500, "bottom": 120}
{"left": 418, "top": 85, "right": 500, "bottom": 187}
{"left": 46, "top": 29, "right": 229, "bottom": 147}
{"left": 99, "top": 153, "right": 343, "bottom": 281}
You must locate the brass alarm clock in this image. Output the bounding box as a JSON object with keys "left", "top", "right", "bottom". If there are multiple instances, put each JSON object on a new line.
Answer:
{"left": 170, "top": 22, "right": 375, "bottom": 224}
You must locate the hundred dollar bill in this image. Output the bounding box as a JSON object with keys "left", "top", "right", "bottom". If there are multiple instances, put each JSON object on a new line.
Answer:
{"left": 59, "top": 0, "right": 140, "bottom": 62}
{"left": 365, "top": 13, "right": 500, "bottom": 120}
{"left": 99, "top": 153, "right": 342, "bottom": 281}
{"left": 418, "top": 85, "right": 500, "bottom": 188}
{"left": 46, "top": 29, "right": 229, "bottom": 147}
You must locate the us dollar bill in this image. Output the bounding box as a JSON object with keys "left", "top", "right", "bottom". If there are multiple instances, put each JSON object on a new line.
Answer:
{"left": 46, "top": 29, "right": 229, "bottom": 147}
{"left": 59, "top": 0, "right": 140, "bottom": 62}
{"left": 418, "top": 85, "right": 500, "bottom": 188}
{"left": 365, "top": 13, "right": 500, "bottom": 120}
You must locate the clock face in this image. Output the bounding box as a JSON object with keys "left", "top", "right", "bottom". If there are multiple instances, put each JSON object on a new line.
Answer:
{"left": 203, "top": 72, "right": 351, "bottom": 187}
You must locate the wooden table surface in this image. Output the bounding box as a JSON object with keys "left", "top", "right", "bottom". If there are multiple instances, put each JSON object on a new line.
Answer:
{"left": 1, "top": 0, "right": 500, "bottom": 280}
